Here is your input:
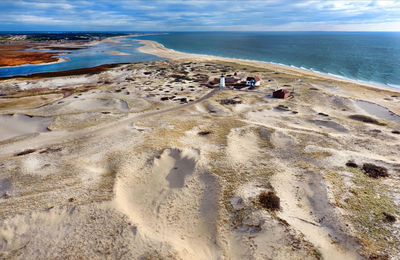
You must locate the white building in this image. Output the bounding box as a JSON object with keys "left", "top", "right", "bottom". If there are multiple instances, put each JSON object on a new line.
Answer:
{"left": 219, "top": 74, "right": 225, "bottom": 88}
{"left": 246, "top": 76, "right": 261, "bottom": 87}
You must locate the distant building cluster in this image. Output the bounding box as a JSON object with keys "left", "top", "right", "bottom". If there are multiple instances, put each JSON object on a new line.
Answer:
{"left": 211, "top": 71, "right": 293, "bottom": 99}
{"left": 213, "top": 73, "right": 262, "bottom": 89}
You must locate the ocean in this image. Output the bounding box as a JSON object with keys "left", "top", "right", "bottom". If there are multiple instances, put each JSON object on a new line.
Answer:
{"left": 1, "top": 32, "right": 399, "bottom": 89}
{"left": 140, "top": 32, "right": 400, "bottom": 89}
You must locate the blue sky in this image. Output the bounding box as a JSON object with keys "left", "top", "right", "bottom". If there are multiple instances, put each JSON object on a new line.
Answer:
{"left": 0, "top": 0, "right": 399, "bottom": 31}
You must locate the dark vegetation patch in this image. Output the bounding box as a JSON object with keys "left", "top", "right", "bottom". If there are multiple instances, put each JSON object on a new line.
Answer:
{"left": 0, "top": 63, "right": 124, "bottom": 81}
{"left": 348, "top": 114, "right": 386, "bottom": 126}
{"left": 232, "top": 83, "right": 247, "bottom": 89}
{"left": 25, "top": 32, "right": 125, "bottom": 42}
{"left": 362, "top": 163, "right": 389, "bottom": 178}
{"left": 171, "top": 74, "right": 191, "bottom": 82}
{"left": 275, "top": 104, "right": 290, "bottom": 111}
{"left": 160, "top": 96, "right": 177, "bottom": 101}
{"left": 368, "top": 253, "right": 390, "bottom": 260}
{"left": 383, "top": 212, "right": 396, "bottom": 223}
{"left": 44, "top": 46, "right": 83, "bottom": 51}
{"left": 346, "top": 161, "right": 358, "bottom": 168}
{"left": 220, "top": 97, "right": 242, "bottom": 105}
{"left": 198, "top": 131, "right": 212, "bottom": 136}
{"left": 392, "top": 130, "right": 400, "bottom": 134}
{"left": 39, "top": 147, "right": 62, "bottom": 154}
{"left": 259, "top": 191, "right": 280, "bottom": 211}
{"left": 15, "top": 149, "right": 37, "bottom": 156}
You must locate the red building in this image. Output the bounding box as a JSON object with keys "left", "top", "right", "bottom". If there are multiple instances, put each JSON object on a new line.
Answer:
{"left": 273, "top": 89, "right": 291, "bottom": 99}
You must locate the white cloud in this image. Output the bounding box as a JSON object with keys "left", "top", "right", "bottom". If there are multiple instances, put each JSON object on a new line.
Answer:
{"left": 14, "top": 0, "right": 75, "bottom": 10}
{"left": 11, "top": 14, "right": 64, "bottom": 24}
{"left": 1, "top": 0, "right": 400, "bottom": 31}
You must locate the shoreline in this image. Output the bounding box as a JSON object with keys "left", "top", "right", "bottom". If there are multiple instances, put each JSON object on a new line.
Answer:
{"left": 135, "top": 39, "right": 400, "bottom": 93}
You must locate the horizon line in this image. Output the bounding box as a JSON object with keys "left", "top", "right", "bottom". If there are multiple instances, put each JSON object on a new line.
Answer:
{"left": 1, "top": 30, "right": 400, "bottom": 33}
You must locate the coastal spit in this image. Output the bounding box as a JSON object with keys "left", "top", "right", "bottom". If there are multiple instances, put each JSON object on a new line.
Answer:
{"left": 0, "top": 38, "right": 399, "bottom": 259}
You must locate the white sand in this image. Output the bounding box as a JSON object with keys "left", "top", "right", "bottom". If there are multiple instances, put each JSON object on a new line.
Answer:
{"left": 0, "top": 114, "right": 53, "bottom": 142}
{"left": 108, "top": 51, "right": 131, "bottom": 56}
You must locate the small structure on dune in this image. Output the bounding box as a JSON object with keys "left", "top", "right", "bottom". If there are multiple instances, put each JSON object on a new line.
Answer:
{"left": 246, "top": 76, "right": 261, "bottom": 87}
{"left": 273, "top": 89, "right": 291, "bottom": 99}
{"left": 219, "top": 74, "right": 226, "bottom": 88}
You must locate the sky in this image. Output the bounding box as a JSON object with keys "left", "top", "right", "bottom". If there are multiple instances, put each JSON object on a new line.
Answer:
{"left": 0, "top": 0, "right": 399, "bottom": 31}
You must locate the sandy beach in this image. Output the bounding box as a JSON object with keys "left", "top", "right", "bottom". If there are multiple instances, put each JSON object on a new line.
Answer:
{"left": 0, "top": 39, "right": 399, "bottom": 260}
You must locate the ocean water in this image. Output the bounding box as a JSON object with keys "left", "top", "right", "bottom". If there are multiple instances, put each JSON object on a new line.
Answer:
{"left": 0, "top": 37, "right": 161, "bottom": 77}
{"left": 1, "top": 32, "right": 399, "bottom": 89}
{"left": 140, "top": 32, "right": 400, "bottom": 89}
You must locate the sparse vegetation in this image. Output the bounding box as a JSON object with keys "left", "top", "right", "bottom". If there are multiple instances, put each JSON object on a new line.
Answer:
{"left": 327, "top": 168, "right": 399, "bottom": 256}
{"left": 309, "top": 151, "right": 333, "bottom": 158}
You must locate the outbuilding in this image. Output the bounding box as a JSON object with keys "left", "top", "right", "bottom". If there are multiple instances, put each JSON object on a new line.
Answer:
{"left": 273, "top": 89, "right": 291, "bottom": 99}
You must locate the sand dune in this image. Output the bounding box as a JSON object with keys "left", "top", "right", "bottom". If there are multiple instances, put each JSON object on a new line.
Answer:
{"left": 112, "top": 148, "right": 223, "bottom": 259}
{"left": 0, "top": 114, "right": 53, "bottom": 142}
{"left": 0, "top": 43, "right": 399, "bottom": 259}
{"left": 60, "top": 97, "right": 130, "bottom": 113}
